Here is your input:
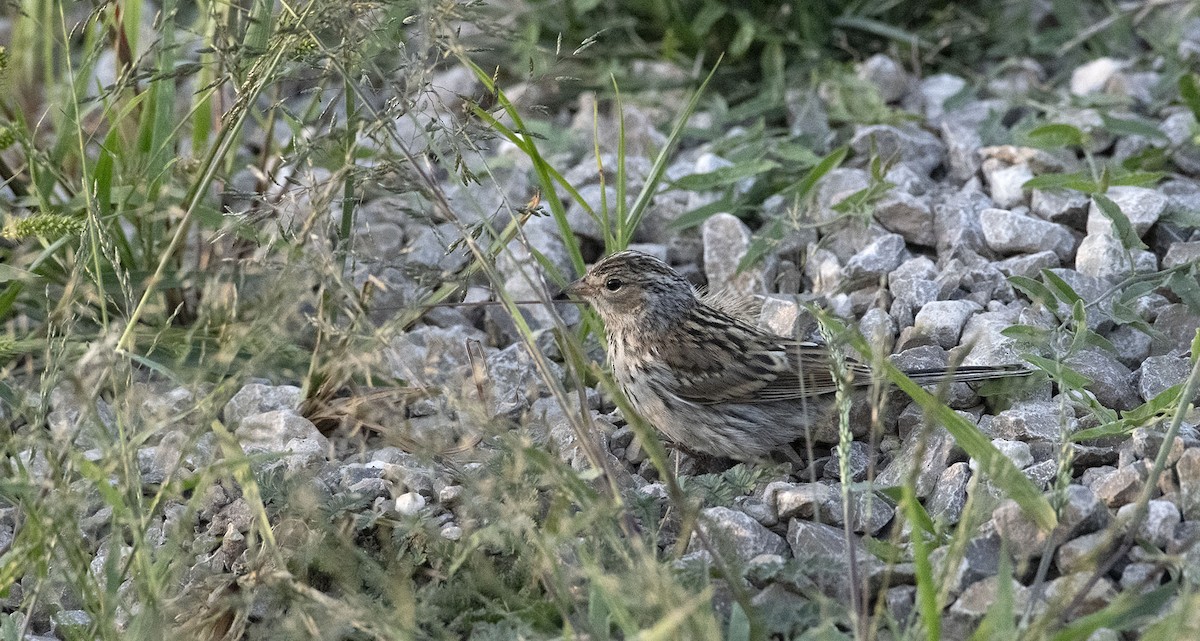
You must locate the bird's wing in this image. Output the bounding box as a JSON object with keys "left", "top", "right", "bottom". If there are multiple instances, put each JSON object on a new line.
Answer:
{"left": 657, "top": 307, "right": 869, "bottom": 404}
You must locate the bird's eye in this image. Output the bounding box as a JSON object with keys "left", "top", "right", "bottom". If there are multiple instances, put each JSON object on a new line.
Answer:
{"left": 604, "top": 277, "right": 623, "bottom": 292}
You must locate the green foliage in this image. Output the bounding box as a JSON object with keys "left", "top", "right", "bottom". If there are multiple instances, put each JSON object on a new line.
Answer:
{"left": 818, "top": 73, "right": 898, "bottom": 125}
{"left": 1180, "top": 74, "right": 1200, "bottom": 122}
{"left": 1022, "top": 123, "right": 1088, "bottom": 150}
{"left": 1092, "top": 194, "right": 1146, "bottom": 251}
{"left": 1006, "top": 264, "right": 1200, "bottom": 446}
{"left": 729, "top": 145, "right": 891, "bottom": 277}
{"left": 1017, "top": 118, "right": 1166, "bottom": 193}
{"left": 815, "top": 308, "right": 1058, "bottom": 531}
{"left": 506, "top": 0, "right": 1156, "bottom": 93}
{"left": 0, "top": 1, "right": 732, "bottom": 638}
{"left": 0, "top": 0, "right": 1198, "bottom": 639}
{"left": 678, "top": 463, "right": 780, "bottom": 507}
{"left": 830, "top": 154, "right": 894, "bottom": 220}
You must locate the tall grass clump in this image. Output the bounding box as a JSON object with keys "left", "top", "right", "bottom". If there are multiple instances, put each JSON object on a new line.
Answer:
{"left": 1, "top": 0, "right": 1198, "bottom": 640}
{"left": 0, "top": 1, "right": 739, "bottom": 638}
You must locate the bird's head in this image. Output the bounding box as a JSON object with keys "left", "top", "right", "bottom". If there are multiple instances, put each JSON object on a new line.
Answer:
{"left": 564, "top": 251, "right": 698, "bottom": 332}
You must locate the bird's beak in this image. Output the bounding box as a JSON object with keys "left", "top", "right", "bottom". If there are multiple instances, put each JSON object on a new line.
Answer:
{"left": 561, "top": 279, "right": 592, "bottom": 299}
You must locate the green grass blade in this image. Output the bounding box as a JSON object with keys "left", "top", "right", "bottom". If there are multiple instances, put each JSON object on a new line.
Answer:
{"left": 968, "top": 551, "right": 1015, "bottom": 641}
{"left": 788, "top": 145, "right": 848, "bottom": 199}
{"left": 622, "top": 56, "right": 723, "bottom": 244}
{"left": 1180, "top": 73, "right": 1200, "bottom": 121}
{"left": 1049, "top": 584, "right": 1174, "bottom": 641}
{"left": 459, "top": 56, "right": 586, "bottom": 274}
{"left": 612, "top": 75, "right": 629, "bottom": 249}
{"left": 903, "top": 482, "right": 940, "bottom": 641}
{"left": 816, "top": 309, "right": 1058, "bottom": 531}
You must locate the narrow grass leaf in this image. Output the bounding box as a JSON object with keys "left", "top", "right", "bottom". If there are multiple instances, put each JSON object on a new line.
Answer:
{"left": 788, "top": 145, "right": 848, "bottom": 199}
{"left": 0, "top": 282, "right": 22, "bottom": 320}
{"left": 624, "top": 57, "right": 722, "bottom": 246}
{"left": 668, "top": 196, "right": 736, "bottom": 231}
{"left": 833, "top": 15, "right": 924, "bottom": 48}
{"left": 588, "top": 583, "right": 612, "bottom": 641}
{"left": 902, "top": 482, "right": 940, "bottom": 641}
{"left": 94, "top": 128, "right": 116, "bottom": 219}
{"left": 640, "top": 588, "right": 716, "bottom": 641}
{"left": 818, "top": 311, "right": 1057, "bottom": 530}
{"left": 127, "top": 352, "right": 185, "bottom": 386}
{"left": 1050, "top": 584, "right": 1175, "bottom": 641}
{"left": 242, "top": 0, "right": 274, "bottom": 58}
{"left": 887, "top": 485, "right": 938, "bottom": 537}
{"left": 673, "top": 159, "right": 777, "bottom": 191}
{"left": 208, "top": 420, "right": 281, "bottom": 557}
{"left": 611, "top": 75, "right": 629, "bottom": 248}
{"left": 461, "top": 67, "right": 587, "bottom": 272}
{"left": 927, "top": 397, "right": 1057, "bottom": 528}
{"left": 138, "top": 0, "right": 178, "bottom": 199}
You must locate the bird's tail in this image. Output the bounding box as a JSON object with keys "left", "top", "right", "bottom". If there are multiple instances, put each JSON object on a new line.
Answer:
{"left": 902, "top": 364, "right": 1033, "bottom": 385}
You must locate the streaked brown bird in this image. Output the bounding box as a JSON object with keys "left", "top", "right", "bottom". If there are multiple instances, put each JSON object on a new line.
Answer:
{"left": 565, "top": 250, "right": 1028, "bottom": 460}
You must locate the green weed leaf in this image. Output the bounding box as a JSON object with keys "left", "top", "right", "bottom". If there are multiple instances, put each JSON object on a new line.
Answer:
{"left": 672, "top": 159, "right": 778, "bottom": 191}
{"left": 1106, "top": 171, "right": 1164, "bottom": 188}
{"left": 1022, "top": 172, "right": 1099, "bottom": 193}
{"left": 1001, "top": 324, "right": 1052, "bottom": 346}
{"left": 1008, "top": 275, "right": 1056, "bottom": 308}
{"left": 737, "top": 217, "right": 785, "bottom": 273}
{"left": 1100, "top": 113, "right": 1169, "bottom": 143}
{"left": 668, "top": 196, "right": 737, "bottom": 231}
{"left": 726, "top": 602, "right": 751, "bottom": 641}
{"left": 1024, "top": 123, "right": 1086, "bottom": 149}
{"left": 1041, "top": 270, "right": 1083, "bottom": 306}
{"left": 1168, "top": 268, "right": 1200, "bottom": 313}
{"left": 1180, "top": 74, "right": 1200, "bottom": 121}
{"left": 788, "top": 145, "right": 848, "bottom": 199}
{"left": 1093, "top": 193, "right": 1147, "bottom": 250}
{"left": 1025, "top": 354, "right": 1092, "bottom": 389}
{"left": 1050, "top": 584, "right": 1175, "bottom": 641}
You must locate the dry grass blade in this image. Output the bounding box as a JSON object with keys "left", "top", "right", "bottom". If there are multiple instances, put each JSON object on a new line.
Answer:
{"left": 303, "top": 387, "right": 484, "bottom": 456}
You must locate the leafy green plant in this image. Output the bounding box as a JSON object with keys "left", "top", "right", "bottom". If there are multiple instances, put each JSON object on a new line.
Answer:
{"left": 5, "top": 0, "right": 1200, "bottom": 639}
{"left": 1019, "top": 121, "right": 1164, "bottom": 193}
{"left": 462, "top": 57, "right": 720, "bottom": 280}
{"left": 1005, "top": 263, "right": 1200, "bottom": 443}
